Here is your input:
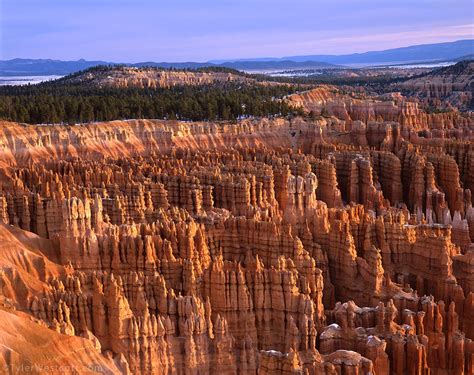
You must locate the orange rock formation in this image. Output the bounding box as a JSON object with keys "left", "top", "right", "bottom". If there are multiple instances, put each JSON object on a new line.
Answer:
{"left": 0, "top": 86, "right": 473, "bottom": 374}
{"left": 62, "top": 66, "right": 268, "bottom": 89}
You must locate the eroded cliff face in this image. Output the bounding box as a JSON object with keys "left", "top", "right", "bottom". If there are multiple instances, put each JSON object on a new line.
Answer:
{"left": 0, "top": 112, "right": 473, "bottom": 374}
{"left": 396, "top": 61, "right": 474, "bottom": 110}
{"left": 287, "top": 86, "right": 473, "bottom": 132}
{"left": 62, "top": 67, "right": 261, "bottom": 89}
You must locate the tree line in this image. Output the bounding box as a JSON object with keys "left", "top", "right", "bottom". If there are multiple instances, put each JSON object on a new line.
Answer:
{"left": 0, "top": 80, "right": 304, "bottom": 124}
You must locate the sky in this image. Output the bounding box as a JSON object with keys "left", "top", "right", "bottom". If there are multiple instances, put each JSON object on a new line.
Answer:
{"left": 1, "top": 0, "right": 473, "bottom": 62}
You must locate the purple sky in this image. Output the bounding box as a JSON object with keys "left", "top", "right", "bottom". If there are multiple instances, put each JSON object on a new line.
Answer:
{"left": 1, "top": 0, "right": 473, "bottom": 62}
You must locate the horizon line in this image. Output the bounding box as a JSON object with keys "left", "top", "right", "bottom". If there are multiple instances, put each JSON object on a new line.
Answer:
{"left": 2, "top": 38, "right": 473, "bottom": 64}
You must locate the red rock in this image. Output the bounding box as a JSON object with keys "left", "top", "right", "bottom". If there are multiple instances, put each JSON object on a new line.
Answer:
{"left": 0, "top": 109, "right": 472, "bottom": 373}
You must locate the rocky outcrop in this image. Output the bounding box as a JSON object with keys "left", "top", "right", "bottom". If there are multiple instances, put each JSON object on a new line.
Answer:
{"left": 61, "top": 66, "right": 260, "bottom": 89}
{"left": 286, "top": 84, "right": 474, "bottom": 133}
{"left": 397, "top": 61, "right": 474, "bottom": 110}
{"left": 0, "top": 110, "right": 472, "bottom": 374}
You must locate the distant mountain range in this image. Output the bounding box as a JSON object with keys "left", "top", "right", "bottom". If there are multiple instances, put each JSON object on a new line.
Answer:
{"left": 1, "top": 39, "right": 473, "bottom": 76}
{"left": 0, "top": 58, "right": 338, "bottom": 76}
{"left": 228, "top": 39, "right": 474, "bottom": 66}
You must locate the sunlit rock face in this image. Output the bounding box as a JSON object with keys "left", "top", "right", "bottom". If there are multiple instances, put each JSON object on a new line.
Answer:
{"left": 61, "top": 66, "right": 258, "bottom": 89}
{"left": 0, "top": 85, "right": 473, "bottom": 375}
{"left": 396, "top": 61, "right": 474, "bottom": 111}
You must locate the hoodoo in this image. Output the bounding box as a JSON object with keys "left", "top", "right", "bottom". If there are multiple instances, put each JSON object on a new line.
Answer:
{"left": 0, "top": 91, "right": 473, "bottom": 373}
{"left": 1, "top": 6, "right": 474, "bottom": 370}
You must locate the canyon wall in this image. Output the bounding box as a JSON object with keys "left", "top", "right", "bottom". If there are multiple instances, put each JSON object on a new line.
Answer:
{"left": 0, "top": 101, "right": 473, "bottom": 374}
{"left": 62, "top": 67, "right": 270, "bottom": 89}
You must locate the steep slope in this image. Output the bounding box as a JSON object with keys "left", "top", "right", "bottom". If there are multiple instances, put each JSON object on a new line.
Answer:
{"left": 0, "top": 308, "right": 124, "bottom": 374}
{"left": 0, "top": 224, "right": 124, "bottom": 374}
{"left": 59, "top": 66, "right": 256, "bottom": 89}
{"left": 0, "top": 109, "right": 472, "bottom": 373}
{"left": 396, "top": 60, "right": 474, "bottom": 110}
